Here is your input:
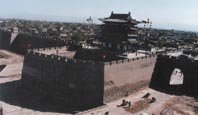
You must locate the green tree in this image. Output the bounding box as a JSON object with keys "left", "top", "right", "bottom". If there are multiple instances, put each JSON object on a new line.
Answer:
{"left": 71, "top": 33, "right": 86, "bottom": 43}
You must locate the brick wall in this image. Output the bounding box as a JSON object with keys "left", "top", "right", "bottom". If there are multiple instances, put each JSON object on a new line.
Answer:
{"left": 104, "top": 55, "right": 157, "bottom": 102}
{"left": 150, "top": 55, "right": 198, "bottom": 95}
{"left": 21, "top": 51, "right": 104, "bottom": 109}
{"left": 11, "top": 34, "right": 67, "bottom": 54}
{"left": 22, "top": 49, "right": 158, "bottom": 108}
{"left": 0, "top": 30, "right": 11, "bottom": 49}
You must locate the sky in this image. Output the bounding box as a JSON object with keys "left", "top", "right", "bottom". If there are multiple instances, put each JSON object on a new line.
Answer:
{"left": 0, "top": 0, "right": 198, "bottom": 31}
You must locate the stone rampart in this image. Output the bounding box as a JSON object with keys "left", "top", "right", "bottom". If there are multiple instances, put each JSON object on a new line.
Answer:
{"left": 22, "top": 48, "right": 158, "bottom": 107}
{"left": 22, "top": 50, "right": 104, "bottom": 109}
{"left": 104, "top": 54, "right": 157, "bottom": 102}
{"left": 10, "top": 33, "right": 67, "bottom": 54}
{"left": 0, "top": 30, "right": 12, "bottom": 49}
{"left": 150, "top": 54, "right": 198, "bottom": 95}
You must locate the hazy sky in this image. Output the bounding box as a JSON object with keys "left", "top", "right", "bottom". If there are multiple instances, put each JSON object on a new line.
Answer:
{"left": 1, "top": 0, "right": 198, "bottom": 31}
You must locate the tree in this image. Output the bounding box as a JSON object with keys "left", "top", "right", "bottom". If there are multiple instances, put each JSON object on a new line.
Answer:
{"left": 71, "top": 33, "right": 86, "bottom": 43}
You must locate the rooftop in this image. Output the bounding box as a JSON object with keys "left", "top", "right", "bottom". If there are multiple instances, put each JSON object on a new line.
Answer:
{"left": 109, "top": 12, "right": 131, "bottom": 20}
{"left": 99, "top": 11, "right": 141, "bottom": 24}
{"left": 166, "top": 50, "right": 198, "bottom": 60}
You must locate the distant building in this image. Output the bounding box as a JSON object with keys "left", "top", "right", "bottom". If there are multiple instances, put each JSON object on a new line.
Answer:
{"left": 30, "top": 28, "right": 38, "bottom": 34}
{"left": 59, "top": 33, "right": 68, "bottom": 39}
{"left": 99, "top": 11, "right": 141, "bottom": 51}
{"left": 10, "top": 27, "right": 18, "bottom": 33}
{"left": 0, "top": 17, "right": 3, "bottom": 24}
{"left": 42, "top": 28, "right": 48, "bottom": 33}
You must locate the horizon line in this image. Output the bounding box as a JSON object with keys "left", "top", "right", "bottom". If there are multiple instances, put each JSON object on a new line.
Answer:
{"left": 1, "top": 16, "right": 198, "bottom": 33}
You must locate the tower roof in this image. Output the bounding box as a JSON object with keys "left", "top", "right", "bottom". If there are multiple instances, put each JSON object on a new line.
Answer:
{"left": 109, "top": 12, "right": 131, "bottom": 20}
{"left": 99, "top": 11, "right": 141, "bottom": 24}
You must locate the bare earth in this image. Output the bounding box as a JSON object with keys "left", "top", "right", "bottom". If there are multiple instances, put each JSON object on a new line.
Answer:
{"left": 0, "top": 50, "right": 198, "bottom": 115}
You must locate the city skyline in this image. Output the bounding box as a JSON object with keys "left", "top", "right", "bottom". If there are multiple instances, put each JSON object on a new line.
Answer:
{"left": 1, "top": 0, "right": 198, "bottom": 31}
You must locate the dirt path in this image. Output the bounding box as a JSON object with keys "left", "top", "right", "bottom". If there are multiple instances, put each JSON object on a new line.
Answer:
{"left": 0, "top": 50, "right": 23, "bottom": 77}
{"left": 76, "top": 88, "right": 175, "bottom": 115}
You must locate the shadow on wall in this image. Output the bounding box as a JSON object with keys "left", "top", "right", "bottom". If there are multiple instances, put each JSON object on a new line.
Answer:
{"left": 0, "top": 65, "right": 6, "bottom": 72}
{"left": 149, "top": 55, "right": 198, "bottom": 97}
{"left": 0, "top": 80, "right": 81, "bottom": 114}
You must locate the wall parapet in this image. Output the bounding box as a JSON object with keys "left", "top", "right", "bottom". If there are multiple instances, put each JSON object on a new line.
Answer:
{"left": 18, "top": 33, "right": 68, "bottom": 43}
{"left": 27, "top": 48, "right": 101, "bottom": 65}
{"left": 150, "top": 53, "right": 198, "bottom": 95}
{"left": 104, "top": 54, "right": 157, "bottom": 66}
{"left": 28, "top": 46, "right": 68, "bottom": 52}
{"left": 27, "top": 47, "right": 158, "bottom": 66}
{"left": 158, "top": 54, "right": 198, "bottom": 63}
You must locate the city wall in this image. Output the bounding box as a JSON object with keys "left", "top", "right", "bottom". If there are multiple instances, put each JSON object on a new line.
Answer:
{"left": 11, "top": 33, "right": 67, "bottom": 54}
{"left": 21, "top": 50, "right": 104, "bottom": 109}
{"left": 22, "top": 48, "right": 158, "bottom": 107}
{"left": 0, "top": 30, "right": 12, "bottom": 49}
{"left": 103, "top": 55, "right": 157, "bottom": 102}
{"left": 0, "top": 29, "right": 68, "bottom": 54}
{"left": 150, "top": 55, "right": 198, "bottom": 95}
{"left": 29, "top": 46, "right": 68, "bottom": 54}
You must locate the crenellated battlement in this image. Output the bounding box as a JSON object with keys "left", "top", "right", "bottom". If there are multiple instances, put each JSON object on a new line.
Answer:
{"left": 10, "top": 32, "right": 68, "bottom": 54}
{"left": 27, "top": 46, "right": 158, "bottom": 67}
{"left": 157, "top": 54, "right": 198, "bottom": 63}
{"left": 104, "top": 54, "right": 157, "bottom": 66}
{"left": 18, "top": 33, "right": 67, "bottom": 43}
{"left": 29, "top": 46, "right": 67, "bottom": 52}
{"left": 27, "top": 47, "right": 99, "bottom": 65}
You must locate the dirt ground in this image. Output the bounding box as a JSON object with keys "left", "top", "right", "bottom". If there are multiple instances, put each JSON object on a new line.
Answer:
{"left": 125, "top": 100, "right": 150, "bottom": 113}
{"left": 161, "top": 96, "right": 198, "bottom": 115}
{"left": 0, "top": 52, "right": 9, "bottom": 59}
{"left": 0, "top": 50, "right": 23, "bottom": 77}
